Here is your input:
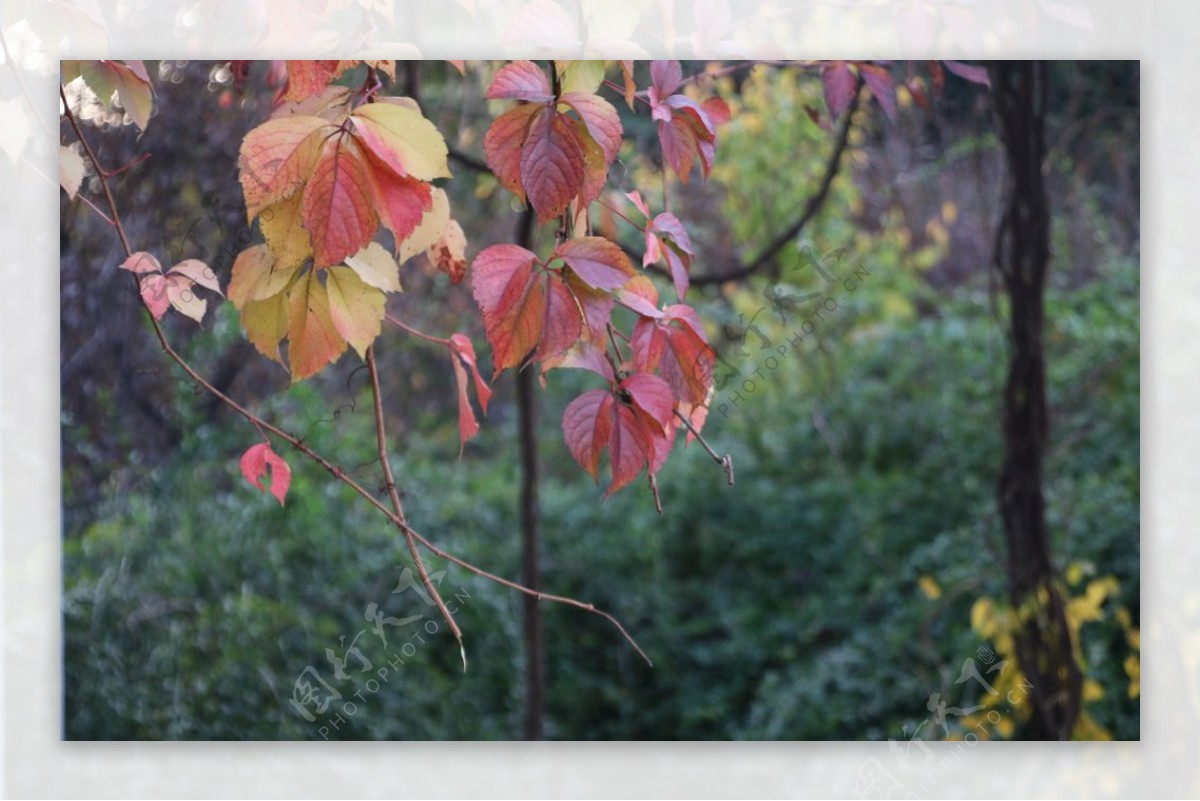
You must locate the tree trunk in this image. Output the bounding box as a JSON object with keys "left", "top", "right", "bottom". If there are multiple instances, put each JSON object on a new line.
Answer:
{"left": 514, "top": 207, "right": 544, "bottom": 740}
{"left": 989, "top": 60, "right": 1082, "bottom": 740}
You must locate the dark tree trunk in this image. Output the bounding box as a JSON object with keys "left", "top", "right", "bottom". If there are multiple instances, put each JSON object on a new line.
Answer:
{"left": 989, "top": 60, "right": 1082, "bottom": 740}
{"left": 514, "top": 207, "right": 544, "bottom": 740}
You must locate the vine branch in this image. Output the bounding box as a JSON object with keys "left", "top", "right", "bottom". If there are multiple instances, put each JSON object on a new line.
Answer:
{"left": 59, "top": 83, "right": 654, "bottom": 668}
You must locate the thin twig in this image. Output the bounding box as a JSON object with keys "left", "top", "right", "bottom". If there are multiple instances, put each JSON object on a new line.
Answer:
{"left": 675, "top": 408, "right": 734, "bottom": 486}
{"left": 367, "top": 345, "right": 466, "bottom": 671}
{"left": 691, "top": 77, "right": 863, "bottom": 286}
{"left": 386, "top": 313, "right": 450, "bottom": 346}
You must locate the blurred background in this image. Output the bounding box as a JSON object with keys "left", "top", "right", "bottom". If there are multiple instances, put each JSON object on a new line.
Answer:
{"left": 60, "top": 60, "right": 1138, "bottom": 741}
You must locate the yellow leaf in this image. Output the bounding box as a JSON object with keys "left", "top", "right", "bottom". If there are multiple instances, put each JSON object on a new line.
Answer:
{"left": 288, "top": 271, "right": 346, "bottom": 380}
{"left": 397, "top": 187, "right": 450, "bottom": 263}
{"left": 241, "top": 293, "right": 290, "bottom": 364}
{"left": 260, "top": 193, "right": 312, "bottom": 271}
{"left": 229, "top": 244, "right": 299, "bottom": 309}
{"left": 1082, "top": 678, "right": 1105, "bottom": 702}
{"left": 557, "top": 61, "right": 606, "bottom": 95}
{"left": 351, "top": 102, "right": 451, "bottom": 181}
{"left": 325, "top": 266, "right": 386, "bottom": 359}
{"left": 971, "top": 598, "right": 996, "bottom": 637}
{"left": 344, "top": 241, "right": 402, "bottom": 293}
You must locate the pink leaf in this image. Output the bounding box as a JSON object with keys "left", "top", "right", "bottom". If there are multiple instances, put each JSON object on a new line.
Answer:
{"left": 486, "top": 60, "right": 553, "bottom": 102}
{"left": 240, "top": 442, "right": 292, "bottom": 505}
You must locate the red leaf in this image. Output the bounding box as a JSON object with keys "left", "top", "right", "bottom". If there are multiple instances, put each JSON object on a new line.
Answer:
{"left": 535, "top": 268, "right": 584, "bottom": 362}
{"left": 858, "top": 63, "right": 897, "bottom": 121}
{"left": 470, "top": 244, "right": 544, "bottom": 374}
{"left": 240, "top": 442, "right": 292, "bottom": 505}
{"left": 483, "top": 103, "right": 542, "bottom": 201}
{"left": 943, "top": 60, "right": 991, "bottom": 88}
{"left": 821, "top": 61, "right": 857, "bottom": 119}
{"left": 301, "top": 136, "right": 378, "bottom": 267}
{"left": 363, "top": 152, "right": 433, "bottom": 242}
{"left": 449, "top": 333, "right": 492, "bottom": 413}
{"left": 701, "top": 96, "right": 731, "bottom": 126}
{"left": 486, "top": 60, "right": 553, "bottom": 102}
{"left": 607, "top": 402, "right": 654, "bottom": 495}
{"left": 650, "top": 60, "right": 682, "bottom": 96}
{"left": 645, "top": 212, "right": 694, "bottom": 299}
{"left": 562, "top": 389, "right": 613, "bottom": 480}
{"left": 621, "top": 373, "right": 675, "bottom": 433}
{"left": 520, "top": 107, "right": 586, "bottom": 221}
{"left": 560, "top": 91, "right": 622, "bottom": 163}
{"left": 632, "top": 305, "right": 715, "bottom": 406}
{"left": 554, "top": 236, "right": 635, "bottom": 291}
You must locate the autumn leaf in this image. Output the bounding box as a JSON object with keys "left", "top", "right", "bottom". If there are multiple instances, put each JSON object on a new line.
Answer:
{"left": 821, "top": 61, "right": 857, "bottom": 119}
{"left": 428, "top": 220, "right": 467, "bottom": 284}
{"left": 228, "top": 244, "right": 299, "bottom": 309}
{"left": 259, "top": 192, "right": 312, "bottom": 271}
{"left": 238, "top": 115, "right": 331, "bottom": 222}
{"left": 485, "top": 59, "right": 553, "bottom": 102}
{"left": 284, "top": 60, "right": 344, "bottom": 102}
{"left": 554, "top": 236, "right": 634, "bottom": 291}
{"left": 362, "top": 154, "right": 433, "bottom": 243}
{"left": 632, "top": 304, "right": 715, "bottom": 406}
{"left": 241, "top": 293, "right": 291, "bottom": 364}
{"left": 562, "top": 373, "right": 677, "bottom": 495}
{"left": 287, "top": 271, "right": 347, "bottom": 381}
{"left": 397, "top": 187, "right": 451, "bottom": 263}
{"left": 470, "top": 244, "right": 543, "bottom": 374}
{"left": 240, "top": 442, "right": 292, "bottom": 506}
{"left": 648, "top": 61, "right": 718, "bottom": 183}
{"left": 470, "top": 244, "right": 585, "bottom": 374}
{"left": 448, "top": 333, "right": 492, "bottom": 449}
{"left": 326, "top": 265, "right": 387, "bottom": 359}
{"left": 483, "top": 103, "right": 542, "bottom": 201}
{"left": 344, "top": 242, "right": 402, "bottom": 293}
{"left": 520, "top": 106, "right": 586, "bottom": 221}
{"left": 137, "top": 273, "right": 171, "bottom": 319}
{"left": 80, "top": 60, "right": 154, "bottom": 131}
{"left": 60, "top": 146, "right": 84, "bottom": 199}
{"left": 350, "top": 102, "right": 452, "bottom": 181}
{"left": 301, "top": 135, "right": 379, "bottom": 267}
{"left": 858, "top": 63, "right": 897, "bottom": 121}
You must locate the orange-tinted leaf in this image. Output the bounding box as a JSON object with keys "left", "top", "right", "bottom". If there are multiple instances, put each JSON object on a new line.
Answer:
{"left": 259, "top": 192, "right": 313, "bottom": 271}
{"left": 287, "top": 270, "right": 347, "bottom": 380}
{"left": 486, "top": 60, "right": 552, "bottom": 102}
{"left": 284, "top": 60, "right": 342, "bottom": 102}
{"left": 632, "top": 304, "right": 715, "bottom": 406}
{"left": 301, "top": 136, "right": 378, "bottom": 267}
{"left": 619, "top": 60, "right": 637, "bottom": 108}
{"left": 240, "top": 441, "right": 292, "bottom": 505}
{"left": 229, "top": 244, "right": 298, "bottom": 308}
{"left": 238, "top": 115, "right": 331, "bottom": 222}
{"left": 470, "top": 244, "right": 544, "bottom": 374}
{"left": 449, "top": 332, "right": 491, "bottom": 448}
{"left": 483, "top": 102, "right": 541, "bottom": 201}
{"left": 429, "top": 219, "right": 467, "bottom": 284}
{"left": 520, "top": 106, "right": 586, "bottom": 222}
{"left": 555, "top": 236, "right": 634, "bottom": 291}
{"left": 702, "top": 96, "right": 731, "bottom": 126}
{"left": 363, "top": 152, "right": 433, "bottom": 242}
